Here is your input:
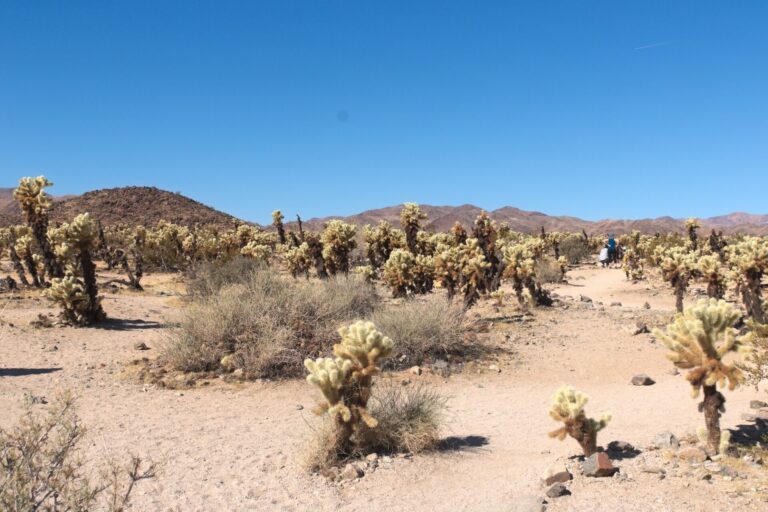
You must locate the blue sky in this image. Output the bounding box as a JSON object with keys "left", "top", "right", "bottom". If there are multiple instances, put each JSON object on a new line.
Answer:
{"left": 1, "top": 1, "right": 766, "bottom": 224}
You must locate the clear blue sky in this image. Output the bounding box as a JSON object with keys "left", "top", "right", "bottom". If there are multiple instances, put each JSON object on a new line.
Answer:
{"left": 1, "top": 1, "right": 766, "bottom": 224}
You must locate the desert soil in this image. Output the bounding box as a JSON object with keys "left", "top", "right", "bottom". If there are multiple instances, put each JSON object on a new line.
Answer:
{"left": 1, "top": 264, "right": 766, "bottom": 512}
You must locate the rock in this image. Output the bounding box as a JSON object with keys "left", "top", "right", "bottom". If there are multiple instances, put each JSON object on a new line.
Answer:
{"left": 642, "top": 466, "right": 666, "bottom": 475}
{"left": 381, "top": 456, "right": 393, "bottom": 464}
{"left": 134, "top": 341, "right": 150, "bottom": 350}
{"left": 365, "top": 453, "right": 379, "bottom": 462}
{"left": 633, "top": 323, "right": 650, "bottom": 335}
{"left": 750, "top": 400, "right": 768, "bottom": 410}
{"left": 610, "top": 301, "right": 622, "bottom": 307}
{"left": 582, "top": 453, "right": 618, "bottom": 477}
{"left": 579, "top": 295, "right": 593, "bottom": 303}
{"left": 653, "top": 431, "right": 680, "bottom": 449}
{"left": 410, "top": 366, "right": 422, "bottom": 376}
{"left": 607, "top": 441, "right": 635, "bottom": 453}
{"left": 489, "top": 364, "right": 501, "bottom": 373}
{"left": 541, "top": 464, "right": 573, "bottom": 486}
{"left": 668, "top": 367, "right": 680, "bottom": 376}
{"left": 545, "top": 483, "right": 570, "bottom": 498}
{"left": 341, "top": 463, "right": 364, "bottom": 480}
{"left": 694, "top": 469, "right": 712, "bottom": 481}
{"left": 642, "top": 302, "right": 651, "bottom": 309}
{"left": 295, "top": 404, "right": 304, "bottom": 411}
{"left": 631, "top": 374, "right": 655, "bottom": 386}
{"left": 678, "top": 447, "right": 708, "bottom": 463}
{"left": 432, "top": 359, "right": 449, "bottom": 370}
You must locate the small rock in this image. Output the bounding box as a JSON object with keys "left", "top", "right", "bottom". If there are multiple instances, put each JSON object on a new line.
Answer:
{"left": 643, "top": 302, "right": 651, "bottom": 309}
{"left": 381, "top": 456, "right": 393, "bottom": 464}
{"left": 410, "top": 366, "right": 422, "bottom": 376}
{"left": 232, "top": 368, "right": 245, "bottom": 378}
{"left": 668, "top": 368, "right": 680, "bottom": 376}
{"left": 703, "top": 462, "right": 722, "bottom": 473}
{"left": 365, "top": 453, "right": 379, "bottom": 462}
{"left": 514, "top": 495, "right": 547, "bottom": 512}
{"left": 610, "top": 302, "right": 622, "bottom": 307}
{"left": 633, "top": 323, "right": 650, "bottom": 335}
{"left": 582, "top": 452, "right": 618, "bottom": 477}
{"left": 295, "top": 404, "right": 304, "bottom": 411}
{"left": 677, "top": 447, "right": 707, "bottom": 463}
{"left": 642, "top": 466, "right": 666, "bottom": 475}
{"left": 631, "top": 374, "right": 655, "bottom": 386}
{"left": 750, "top": 400, "right": 768, "bottom": 410}
{"left": 489, "top": 364, "right": 501, "bottom": 373}
{"left": 607, "top": 441, "right": 635, "bottom": 453}
{"left": 579, "top": 295, "right": 593, "bottom": 303}
{"left": 694, "top": 469, "right": 712, "bottom": 481}
{"left": 653, "top": 431, "right": 680, "bottom": 449}
{"left": 545, "top": 483, "right": 570, "bottom": 498}
{"left": 134, "top": 342, "right": 150, "bottom": 351}
{"left": 341, "top": 463, "right": 364, "bottom": 480}
{"left": 541, "top": 464, "right": 573, "bottom": 486}
{"left": 432, "top": 359, "right": 449, "bottom": 370}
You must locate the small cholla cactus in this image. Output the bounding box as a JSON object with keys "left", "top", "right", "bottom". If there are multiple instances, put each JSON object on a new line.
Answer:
{"left": 321, "top": 220, "right": 357, "bottom": 275}
{"left": 490, "top": 289, "right": 505, "bottom": 307}
{"left": 272, "top": 210, "right": 286, "bottom": 245}
{"left": 13, "top": 176, "right": 63, "bottom": 280}
{"left": 472, "top": 212, "right": 502, "bottom": 292}
{"left": 451, "top": 222, "right": 467, "bottom": 246}
{"left": 352, "top": 265, "right": 376, "bottom": 283}
{"left": 697, "top": 254, "right": 726, "bottom": 299}
{"left": 285, "top": 242, "right": 311, "bottom": 278}
{"left": 47, "top": 213, "right": 106, "bottom": 325}
{"left": 304, "top": 321, "right": 394, "bottom": 456}
{"left": 657, "top": 246, "right": 697, "bottom": 312}
{"left": 400, "top": 203, "right": 426, "bottom": 254}
{"left": 653, "top": 299, "right": 751, "bottom": 454}
{"left": 548, "top": 386, "right": 610, "bottom": 456}
{"left": 381, "top": 249, "right": 434, "bottom": 297}
{"left": 685, "top": 218, "right": 701, "bottom": 251}
{"left": 726, "top": 237, "right": 768, "bottom": 323}
{"left": 501, "top": 240, "right": 550, "bottom": 307}
{"left": 363, "top": 221, "right": 405, "bottom": 270}
{"left": 622, "top": 248, "right": 644, "bottom": 282}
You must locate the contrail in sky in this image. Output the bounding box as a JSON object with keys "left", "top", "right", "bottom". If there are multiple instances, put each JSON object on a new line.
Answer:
{"left": 633, "top": 41, "right": 672, "bottom": 50}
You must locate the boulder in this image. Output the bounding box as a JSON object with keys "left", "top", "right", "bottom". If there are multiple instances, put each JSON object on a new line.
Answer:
{"left": 653, "top": 431, "right": 680, "bottom": 449}
{"left": 582, "top": 453, "right": 618, "bottom": 477}
{"left": 631, "top": 374, "right": 655, "bottom": 386}
{"left": 545, "top": 483, "right": 570, "bottom": 498}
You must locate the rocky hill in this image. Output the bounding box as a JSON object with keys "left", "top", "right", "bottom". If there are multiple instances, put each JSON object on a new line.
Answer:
{"left": 0, "top": 186, "right": 242, "bottom": 228}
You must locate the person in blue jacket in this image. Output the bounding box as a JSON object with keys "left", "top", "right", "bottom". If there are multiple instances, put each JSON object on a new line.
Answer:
{"left": 607, "top": 235, "right": 617, "bottom": 264}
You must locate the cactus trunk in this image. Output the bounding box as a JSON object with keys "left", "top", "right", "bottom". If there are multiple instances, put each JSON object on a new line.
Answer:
{"left": 701, "top": 385, "right": 724, "bottom": 454}
{"left": 8, "top": 242, "right": 29, "bottom": 287}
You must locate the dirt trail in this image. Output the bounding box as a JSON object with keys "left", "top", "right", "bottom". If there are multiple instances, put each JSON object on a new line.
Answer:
{"left": 0, "top": 269, "right": 765, "bottom": 511}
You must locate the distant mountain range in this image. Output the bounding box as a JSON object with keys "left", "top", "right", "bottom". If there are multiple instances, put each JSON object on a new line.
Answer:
{"left": 1, "top": 186, "right": 766, "bottom": 234}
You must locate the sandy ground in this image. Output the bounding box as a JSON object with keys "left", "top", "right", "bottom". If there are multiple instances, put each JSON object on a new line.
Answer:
{"left": 1, "top": 265, "right": 767, "bottom": 512}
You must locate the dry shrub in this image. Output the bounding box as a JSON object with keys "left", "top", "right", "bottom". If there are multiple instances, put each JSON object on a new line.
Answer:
{"left": 0, "top": 393, "right": 156, "bottom": 512}
{"left": 304, "top": 381, "right": 447, "bottom": 472}
{"left": 164, "top": 269, "right": 379, "bottom": 378}
{"left": 369, "top": 296, "right": 469, "bottom": 368}
{"left": 535, "top": 257, "right": 563, "bottom": 284}
{"left": 185, "top": 257, "right": 265, "bottom": 297}
{"left": 559, "top": 234, "right": 591, "bottom": 264}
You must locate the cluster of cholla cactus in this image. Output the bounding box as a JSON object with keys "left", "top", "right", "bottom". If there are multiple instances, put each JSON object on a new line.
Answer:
{"left": 285, "top": 242, "right": 312, "bottom": 278}
{"left": 548, "top": 386, "right": 611, "bottom": 456}
{"left": 653, "top": 299, "right": 751, "bottom": 454}
{"left": 321, "top": 220, "right": 357, "bottom": 275}
{"left": 381, "top": 249, "right": 435, "bottom": 297}
{"left": 433, "top": 238, "right": 491, "bottom": 309}
{"left": 697, "top": 254, "right": 726, "bottom": 299}
{"left": 400, "top": 203, "right": 427, "bottom": 254}
{"left": 304, "top": 321, "right": 393, "bottom": 457}
{"left": 657, "top": 246, "right": 697, "bottom": 312}
{"left": 240, "top": 241, "right": 272, "bottom": 264}
{"left": 363, "top": 221, "right": 405, "bottom": 271}
{"left": 47, "top": 213, "right": 106, "bottom": 325}
{"left": 501, "top": 239, "right": 550, "bottom": 307}
{"left": 726, "top": 237, "right": 767, "bottom": 323}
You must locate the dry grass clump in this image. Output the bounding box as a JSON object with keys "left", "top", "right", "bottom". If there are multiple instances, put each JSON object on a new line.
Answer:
{"left": 164, "top": 268, "right": 379, "bottom": 378}
{"left": 558, "top": 234, "right": 591, "bottom": 264}
{"left": 0, "top": 393, "right": 156, "bottom": 512}
{"left": 184, "top": 257, "right": 266, "bottom": 297}
{"left": 304, "top": 381, "right": 447, "bottom": 472}
{"left": 369, "top": 296, "right": 470, "bottom": 368}
{"left": 534, "top": 257, "right": 564, "bottom": 284}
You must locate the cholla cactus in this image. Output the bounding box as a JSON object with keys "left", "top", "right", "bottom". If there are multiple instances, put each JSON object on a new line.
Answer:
{"left": 490, "top": 290, "right": 505, "bottom": 307}
{"left": 726, "top": 237, "right": 768, "bottom": 323}
{"left": 400, "top": 203, "right": 426, "bottom": 254}
{"left": 272, "top": 210, "right": 287, "bottom": 245}
{"left": 381, "top": 249, "right": 434, "bottom": 297}
{"left": 48, "top": 213, "right": 106, "bottom": 325}
{"left": 13, "top": 176, "right": 63, "bottom": 280}
{"left": 685, "top": 218, "right": 701, "bottom": 251}
{"left": 548, "top": 386, "right": 610, "bottom": 456}
{"left": 658, "top": 246, "right": 697, "bottom": 312}
{"left": 14, "top": 233, "right": 42, "bottom": 287}
{"left": 240, "top": 241, "right": 272, "bottom": 264}
{"left": 352, "top": 265, "right": 376, "bottom": 283}
{"left": 304, "top": 321, "right": 394, "bottom": 456}
{"left": 433, "top": 239, "right": 490, "bottom": 308}
{"left": 451, "top": 222, "right": 467, "bottom": 245}
{"left": 321, "top": 220, "right": 357, "bottom": 275}
{"left": 697, "top": 254, "right": 726, "bottom": 299}
{"left": 653, "top": 299, "right": 751, "bottom": 453}
{"left": 501, "top": 240, "right": 550, "bottom": 307}
{"left": 363, "top": 221, "right": 405, "bottom": 270}
{"left": 285, "top": 242, "right": 311, "bottom": 278}
{"left": 622, "top": 248, "right": 644, "bottom": 282}
{"left": 472, "top": 212, "right": 502, "bottom": 292}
